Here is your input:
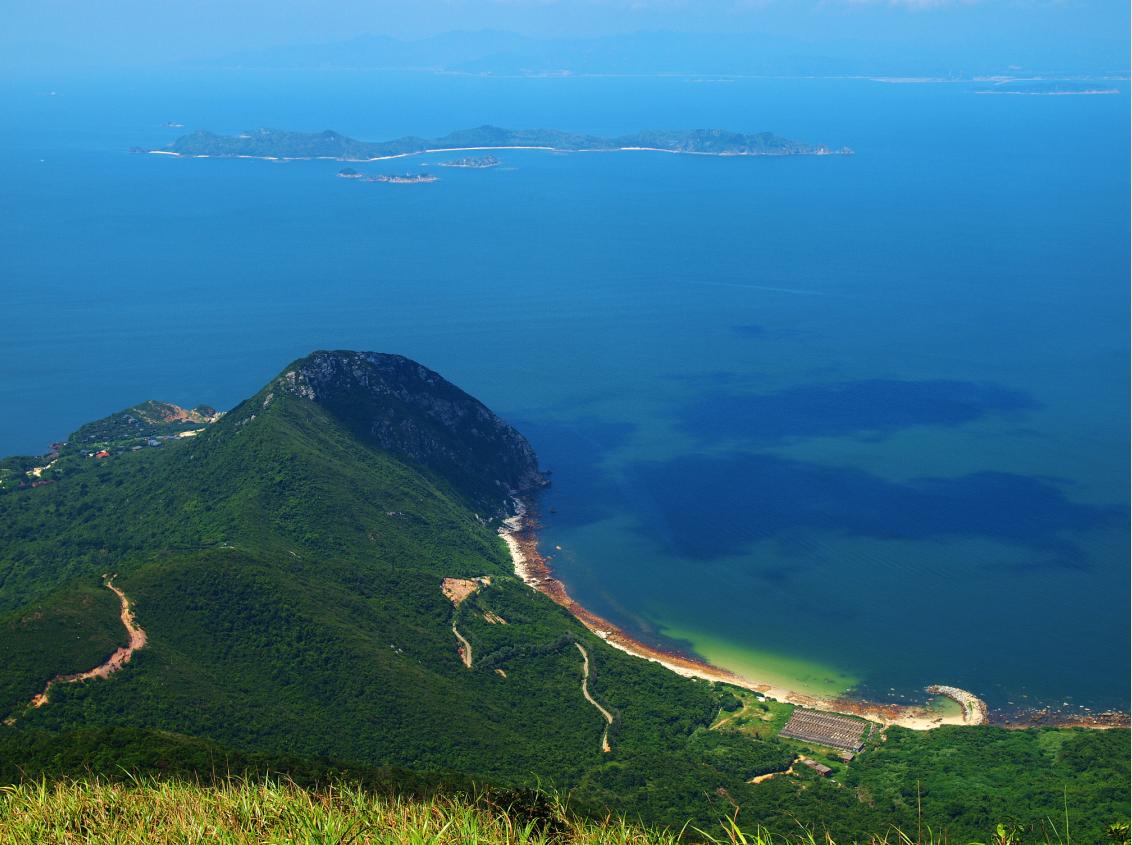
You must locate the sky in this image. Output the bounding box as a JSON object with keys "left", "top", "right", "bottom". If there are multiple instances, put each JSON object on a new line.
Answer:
{"left": 1, "top": 0, "right": 1128, "bottom": 73}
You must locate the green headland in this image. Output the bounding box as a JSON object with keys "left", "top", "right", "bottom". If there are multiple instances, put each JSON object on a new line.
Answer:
{"left": 0, "top": 350, "right": 1126, "bottom": 841}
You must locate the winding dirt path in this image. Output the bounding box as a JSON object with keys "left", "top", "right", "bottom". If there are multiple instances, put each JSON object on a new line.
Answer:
{"left": 441, "top": 577, "right": 490, "bottom": 670}
{"left": 29, "top": 575, "right": 147, "bottom": 709}
{"left": 575, "top": 642, "right": 613, "bottom": 753}
{"left": 750, "top": 762, "right": 796, "bottom": 785}
{"left": 452, "top": 622, "right": 473, "bottom": 669}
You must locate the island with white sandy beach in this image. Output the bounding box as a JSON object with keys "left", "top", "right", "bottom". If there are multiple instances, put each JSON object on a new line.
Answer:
{"left": 135, "top": 125, "right": 853, "bottom": 161}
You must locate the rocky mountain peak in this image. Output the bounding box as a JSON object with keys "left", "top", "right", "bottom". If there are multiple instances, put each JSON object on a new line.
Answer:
{"left": 276, "top": 350, "right": 547, "bottom": 515}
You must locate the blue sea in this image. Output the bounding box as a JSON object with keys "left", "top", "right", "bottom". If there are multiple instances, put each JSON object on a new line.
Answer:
{"left": 1, "top": 69, "right": 1127, "bottom": 715}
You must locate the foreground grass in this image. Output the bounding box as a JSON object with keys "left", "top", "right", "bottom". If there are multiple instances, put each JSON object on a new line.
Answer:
{"left": 1, "top": 777, "right": 1125, "bottom": 845}
{"left": 0, "top": 778, "right": 682, "bottom": 845}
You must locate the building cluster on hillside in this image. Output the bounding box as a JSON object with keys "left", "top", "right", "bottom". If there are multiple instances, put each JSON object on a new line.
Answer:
{"left": 84, "top": 428, "right": 206, "bottom": 460}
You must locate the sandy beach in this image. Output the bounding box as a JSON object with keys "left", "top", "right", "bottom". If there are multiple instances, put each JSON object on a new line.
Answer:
{"left": 146, "top": 143, "right": 838, "bottom": 163}
{"left": 500, "top": 498, "right": 985, "bottom": 731}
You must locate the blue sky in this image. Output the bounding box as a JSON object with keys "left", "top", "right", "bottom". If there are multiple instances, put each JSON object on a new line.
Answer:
{"left": 2, "top": 0, "right": 1127, "bottom": 72}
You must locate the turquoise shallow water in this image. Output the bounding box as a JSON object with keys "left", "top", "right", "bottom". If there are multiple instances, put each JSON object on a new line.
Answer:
{"left": 1, "top": 70, "right": 1127, "bottom": 713}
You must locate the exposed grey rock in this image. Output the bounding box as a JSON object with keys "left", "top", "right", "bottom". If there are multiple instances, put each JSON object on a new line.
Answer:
{"left": 277, "top": 350, "right": 547, "bottom": 516}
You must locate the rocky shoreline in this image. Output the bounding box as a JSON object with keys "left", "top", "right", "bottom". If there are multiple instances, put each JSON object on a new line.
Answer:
{"left": 500, "top": 497, "right": 983, "bottom": 730}
{"left": 499, "top": 497, "right": 1127, "bottom": 731}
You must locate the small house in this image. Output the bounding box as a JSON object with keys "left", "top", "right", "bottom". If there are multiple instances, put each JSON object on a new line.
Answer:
{"left": 801, "top": 758, "right": 833, "bottom": 777}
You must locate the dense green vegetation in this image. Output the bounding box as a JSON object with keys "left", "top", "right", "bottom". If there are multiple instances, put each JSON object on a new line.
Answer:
{"left": 158, "top": 126, "right": 838, "bottom": 159}
{"left": 0, "top": 581, "right": 126, "bottom": 716}
{"left": 1, "top": 723, "right": 1127, "bottom": 843}
{"left": 0, "top": 351, "right": 1126, "bottom": 841}
{"left": 0, "top": 727, "right": 475, "bottom": 793}
{"left": 1, "top": 773, "right": 1128, "bottom": 845}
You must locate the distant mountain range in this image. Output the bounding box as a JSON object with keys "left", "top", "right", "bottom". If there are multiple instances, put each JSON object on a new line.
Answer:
{"left": 205, "top": 30, "right": 1127, "bottom": 78}
{"left": 216, "top": 30, "right": 835, "bottom": 75}
{"left": 144, "top": 125, "right": 851, "bottom": 160}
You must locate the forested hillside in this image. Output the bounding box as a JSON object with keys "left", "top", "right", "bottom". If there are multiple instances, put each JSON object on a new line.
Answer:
{"left": 0, "top": 351, "right": 1126, "bottom": 841}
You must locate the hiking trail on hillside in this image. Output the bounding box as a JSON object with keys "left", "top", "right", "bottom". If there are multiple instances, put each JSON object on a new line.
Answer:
{"left": 26, "top": 575, "right": 147, "bottom": 712}
{"left": 575, "top": 642, "right": 613, "bottom": 753}
{"left": 442, "top": 577, "right": 491, "bottom": 669}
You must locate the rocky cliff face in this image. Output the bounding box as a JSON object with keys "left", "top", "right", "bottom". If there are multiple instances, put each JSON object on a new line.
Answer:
{"left": 276, "top": 350, "right": 546, "bottom": 516}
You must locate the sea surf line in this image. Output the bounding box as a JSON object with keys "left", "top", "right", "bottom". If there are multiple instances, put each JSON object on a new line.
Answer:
{"left": 500, "top": 498, "right": 987, "bottom": 731}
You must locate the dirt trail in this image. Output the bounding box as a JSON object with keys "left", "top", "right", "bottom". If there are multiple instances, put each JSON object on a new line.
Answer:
{"left": 575, "top": 642, "right": 613, "bottom": 753}
{"left": 442, "top": 577, "right": 490, "bottom": 670}
{"left": 750, "top": 762, "right": 796, "bottom": 785}
{"left": 713, "top": 707, "right": 747, "bottom": 731}
{"left": 29, "top": 575, "right": 147, "bottom": 709}
{"left": 452, "top": 622, "right": 473, "bottom": 669}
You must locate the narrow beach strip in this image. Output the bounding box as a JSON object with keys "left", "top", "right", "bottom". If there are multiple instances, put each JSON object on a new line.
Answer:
{"left": 146, "top": 144, "right": 828, "bottom": 163}
{"left": 500, "top": 499, "right": 986, "bottom": 731}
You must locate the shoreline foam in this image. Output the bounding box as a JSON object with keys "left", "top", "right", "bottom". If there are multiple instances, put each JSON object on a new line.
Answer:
{"left": 499, "top": 497, "right": 985, "bottom": 731}
{"left": 501, "top": 498, "right": 1132, "bottom": 730}
{"left": 145, "top": 143, "right": 848, "bottom": 163}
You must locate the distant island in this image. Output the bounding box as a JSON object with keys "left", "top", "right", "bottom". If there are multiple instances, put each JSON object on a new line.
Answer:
{"left": 337, "top": 167, "right": 437, "bottom": 184}
{"left": 440, "top": 155, "right": 500, "bottom": 168}
{"left": 374, "top": 173, "right": 437, "bottom": 184}
{"left": 135, "top": 125, "right": 853, "bottom": 161}
{"left": 974, "top": 80, "right": 1121, "bottom": 96}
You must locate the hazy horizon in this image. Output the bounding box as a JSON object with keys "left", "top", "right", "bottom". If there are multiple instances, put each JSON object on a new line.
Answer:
{"left": 3, "top": 1, "right": 1128, "bottom": 75}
